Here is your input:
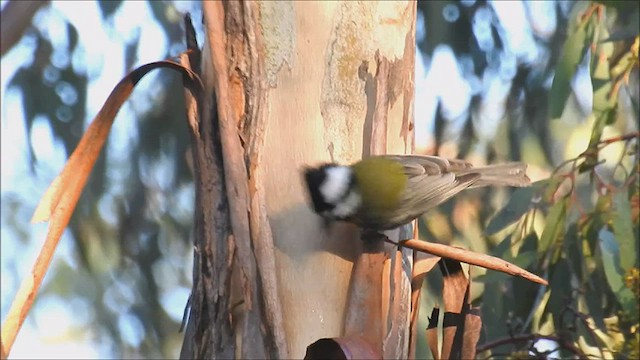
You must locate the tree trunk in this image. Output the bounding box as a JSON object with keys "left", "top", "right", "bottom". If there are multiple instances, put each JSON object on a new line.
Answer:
{"left": 181, "top": 1, "right": 416, "bottom": 358}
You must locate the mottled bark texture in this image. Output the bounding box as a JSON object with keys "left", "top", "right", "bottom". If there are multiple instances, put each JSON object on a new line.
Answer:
{"left": 181, "top": 2, "right": 416, "bottom": 358}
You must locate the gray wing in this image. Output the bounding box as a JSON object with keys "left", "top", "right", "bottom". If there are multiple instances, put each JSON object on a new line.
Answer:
{"left": 359, "top": 155, "right": 528, "bottom": 228}
{"left": 378, "top": 154, "right": 529, "bottom": 187}
{"left": 402, "top": 172, "right": 479, "bottom": 211}
{"left": 376, "top": 154, "right": 473, "bottom": 177}
{"left": 374, "top": 155, "right": 480, "bottom": 223}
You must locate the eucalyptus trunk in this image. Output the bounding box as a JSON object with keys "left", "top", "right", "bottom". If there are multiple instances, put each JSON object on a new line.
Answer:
{"left": 181, "top": 2, "right": 417, "bottom": 358}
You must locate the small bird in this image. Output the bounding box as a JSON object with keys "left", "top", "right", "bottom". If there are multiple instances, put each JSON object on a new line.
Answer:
{"left": 303, "top": 155, "right": 530, "bottom": 230}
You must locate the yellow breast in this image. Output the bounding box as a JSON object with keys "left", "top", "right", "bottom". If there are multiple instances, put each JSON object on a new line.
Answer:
{"left": 351, "top": 157, "right": 407, "bottom": 214}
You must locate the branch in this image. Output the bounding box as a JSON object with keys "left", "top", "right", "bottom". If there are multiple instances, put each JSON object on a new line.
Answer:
{"left": 398, "top": 239, "right": 548, "bottom": 286}
{"left": 1, "top": 0, "right": 48, "bottom": 56}
{"left": 1, "top": 61, "right": 201, "bottom": 360}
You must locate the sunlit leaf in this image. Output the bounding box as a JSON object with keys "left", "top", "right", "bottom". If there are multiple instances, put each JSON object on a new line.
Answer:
{"left": 591, "top": 19, "right": 614, "bottom": 81}
{"left": 539, "top": 199, "right": 567, "bottom": 254}
{"left": 549, "top": 21, "right": 590, "bottom": 119}
{"left": 484, "top": 180, "right": 546, "bottom": 236}
{"left": 542, "top": 176, "right": 565, "bottom": 203}
{"left": 610, "top": 51, "right": 635, "bottom": 79}
{"left": 592, "top": 78, "right": 615, "bottom": 113}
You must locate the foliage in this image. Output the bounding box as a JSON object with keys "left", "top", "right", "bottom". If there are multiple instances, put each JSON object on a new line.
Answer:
{"left": 477, "top": 3, "right": 639, "bottom": 359}
{"left": 417, "top": 1, "right": 638, "bottom": 358}
{"left": 1, "top": 1, "right": 199, "bottom": 358}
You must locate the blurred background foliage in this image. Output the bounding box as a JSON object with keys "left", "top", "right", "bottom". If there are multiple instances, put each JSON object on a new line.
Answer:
{"left": 0, "top": 0, "right": 638, "bottom": 358}
{"left": 415, "top": 1, "right": 639, "bottom": 359}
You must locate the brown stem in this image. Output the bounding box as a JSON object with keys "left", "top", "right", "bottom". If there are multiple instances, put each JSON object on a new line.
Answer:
{"left": 597, "top": 131, "right": 640, "bottom": 147}
{"left": 398, "top": 239, "right": 548, "bottom": 286}
{"left": 0, "top": 0, "right": 48, "bottom": 56}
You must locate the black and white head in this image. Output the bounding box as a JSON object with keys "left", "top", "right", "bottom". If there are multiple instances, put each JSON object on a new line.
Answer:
{"left": 303, "top": 164, "right": 362, "bottom": 221}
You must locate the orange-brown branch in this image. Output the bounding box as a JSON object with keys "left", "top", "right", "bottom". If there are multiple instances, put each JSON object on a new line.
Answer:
{"left": 398, "top": 239, "right": 548, "bottom": 285}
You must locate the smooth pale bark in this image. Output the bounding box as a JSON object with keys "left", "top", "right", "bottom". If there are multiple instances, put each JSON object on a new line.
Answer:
{"left": 260, "top": 2, "right": 415, "bottom": 357}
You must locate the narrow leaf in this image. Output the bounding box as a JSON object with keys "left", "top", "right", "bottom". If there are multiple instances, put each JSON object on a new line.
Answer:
{"left": 485, "top": 181, "right": 546, "bottom": 236}
{"left": 549, "top": 22, "right": 590, "bottom": 119}
{"left": 539, "top": 199, "right": 567, "bottom": 254}
{"left": 545, "top": 258, "right": 573, "bottom": 327}
{"left": 598, "top": 228, "right": 637, "bottom": 316}
{"left": 612, "top": 191, "right": 638, "bottom": 271}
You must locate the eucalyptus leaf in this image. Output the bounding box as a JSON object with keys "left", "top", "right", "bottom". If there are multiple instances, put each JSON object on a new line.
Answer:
{"left": 485, "top": 181, "right": 546, "bottom": 236}
{"left": 598, "top": 228, "right": 638, "bottom": 316}
{"left": 612, "top": 191, "right": 638, "bottom": 271}
{"left": 539, "top": 199, "right": 567, "bottom": 254}
{"left": 545, "top": 259, "right": 572, "bottom": 327}
{"left": 549, "top": 21, "right": 590, "bottom": 119}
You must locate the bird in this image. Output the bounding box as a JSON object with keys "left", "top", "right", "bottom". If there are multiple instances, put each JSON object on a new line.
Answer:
{"left": 303, "top": 155, "right": 530, "bottom": 231}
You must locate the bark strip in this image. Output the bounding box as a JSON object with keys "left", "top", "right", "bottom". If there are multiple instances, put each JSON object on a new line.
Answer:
{"left": 202, "top": 3, "right": 267, "bottom": 358}
{"left": 178, "top": 15, "right": 234, "bottom": 358}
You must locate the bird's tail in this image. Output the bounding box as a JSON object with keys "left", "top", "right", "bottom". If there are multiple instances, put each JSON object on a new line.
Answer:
{"left": 463, "top": 162, "right": 531, "bottom": 188}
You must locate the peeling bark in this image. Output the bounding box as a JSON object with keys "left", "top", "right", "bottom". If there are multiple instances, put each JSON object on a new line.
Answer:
{"left": 182, "top": 2, "right": 417, "bottom": 358}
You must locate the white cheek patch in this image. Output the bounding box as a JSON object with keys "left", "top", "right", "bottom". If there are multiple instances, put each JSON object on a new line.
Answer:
{"left": 332, "top": 190, "right": 361, "bottom": 218}
{"left": 320, "top": 166, "right": 352, "bottom": 203}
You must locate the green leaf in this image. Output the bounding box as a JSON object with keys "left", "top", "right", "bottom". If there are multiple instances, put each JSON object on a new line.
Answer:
{"left": 564, "top": 223, "right": 584, "bottom": 280}
{"left": 592, "top": 80, "right": 617, "bottom": 115}
{"left": 545, "top": 258, "right": 573, "bottom": 327}
{"left": 510, "top": 251, "right": 538, "bottom": 270}
{"left": 612, "top": 191, "right": 638, "bottom": 271}
{"left": 480, "top": 280, "right": 509, "bottom": 340}
{"left": 539, "top": 199, "right": 567, "bottom": 254}
{"left": 595, "top": 0, "right": 640, "bottom": 12}
{"left": 542, "top": 176, "right": 565, "bottom": 203}
{"left": 521, "top": 232, "right": 539, "bottom": 254}
{"left": 598, "top": 228, "right": 637, "bottom": 316}
{"left": 580, "top": 15, "right": 618, "bottom": 168}
{"left": 474, "top": 271, "right": 510, "bottom": 284}
{"left": 579, "top": 108, "right": 616, "bottom": 172}
{"left": 484, "top": 180, "right": 546, "bottom": 236}
{"left": 492, "top": 234, "right": 513, "bottom": 257}
{"left": 591, "top": 20, "right": 614, "bottom": 81}
{"left": 549, "top": 22, "right": 590, "bottom": 119}
{"left": 611, "top": 51, "right": 635, "bottom": 78}
{"left": 584, "top": 277, "right": 607, "bottom": 329}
